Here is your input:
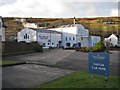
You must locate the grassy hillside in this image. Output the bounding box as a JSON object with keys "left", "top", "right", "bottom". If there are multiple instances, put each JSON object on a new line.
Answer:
{"left": 3, "top": 17, "right": 120, "bottom": 41}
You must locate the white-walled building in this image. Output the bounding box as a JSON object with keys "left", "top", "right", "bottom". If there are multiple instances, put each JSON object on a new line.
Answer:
{"left": 17, "top": 28, "right": 61, "bottom": 48}
{"left": 49, "top": 24, "right": 90, "bottom": 48}
{"left": 37, "top": 29, "right": 61, "bottom": 48}
{"left": 104, "top": 34, "right": 120, "bottom": 47}
{"left": 0, "top": 16, "right": 6, "bottom": 41}
{"left": 17, "top": 24, "right": 101, "bottom": 49}
{"left": 17, "top": 28, "right": 37, "bottom": 43}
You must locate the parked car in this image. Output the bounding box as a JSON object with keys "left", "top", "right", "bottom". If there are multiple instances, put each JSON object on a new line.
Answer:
{"left": 42, "top": 45, "right": 49, "bottom": 50}
{"left": 73, "top": 43, "right": 81, "bottom": 51}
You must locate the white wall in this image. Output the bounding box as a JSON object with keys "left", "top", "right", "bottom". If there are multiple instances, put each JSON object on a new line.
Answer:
{"left": 51, "top": 33, "right": 61, "bottom": 47}
{"left": 81, "top": 37, "right": 89, "bottom": 47}
{"left": 61, "top": 26, "right": 77, "bottom": 48}
{"left": 2, "top": 28, "right": 5, "bottom": 41}
{"left": 49, "top": 26, "right": 77, "bottom": 48}
{"left": 37, "top": 32, "right": 50, "bottom": 47}
{"left": 17, "top": 28, "right": 37, "bottom": 43}
{"left": 62, "top": 32, "right": 77, "bottom": 48}
{"left": 89, "top": 36, "right": 101, "bottom": 47}
{"left": 108, "top": 34, "right": 118, "bottom": 46}
{"left": 0, "top": 18, "right": 5, "bottom": 41}
{"left": 0, "top": 18, "right": 2, "bottom": 41}
{"left": 77, "top": 25, "right": 89, "bottom": 47}
{"left": 105, "top": 34, "right": 118, "bottom": 46}
{"left": 49, "top": 24, "right": 90, "bottom": 48}
{"left": 37, "top": 32, "right": 61, "bottom": 48}
{"left": 77, "top": 25, "right": 89, "bottom": 36}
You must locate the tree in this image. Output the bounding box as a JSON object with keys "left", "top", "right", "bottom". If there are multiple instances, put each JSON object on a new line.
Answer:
{"left": 92, "top": 41, "right": 106, "bottom": 52}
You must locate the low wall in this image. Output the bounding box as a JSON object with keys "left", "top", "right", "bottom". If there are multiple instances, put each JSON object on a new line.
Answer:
{"left": 2, "top": 41, "right": 43, "bottom": 56}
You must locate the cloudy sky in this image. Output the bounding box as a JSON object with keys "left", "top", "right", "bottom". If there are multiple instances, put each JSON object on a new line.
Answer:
{"left": 0, "top": 0, "right": 119, "bottom": 18}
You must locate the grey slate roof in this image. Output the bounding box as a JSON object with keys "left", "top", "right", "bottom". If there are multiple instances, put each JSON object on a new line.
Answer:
{"left": 28, "top": 28, "right": 61, "bottom": 34}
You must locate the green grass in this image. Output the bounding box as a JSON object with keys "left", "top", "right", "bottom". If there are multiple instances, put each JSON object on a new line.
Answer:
{"left": 38, "top": 71, "right": 118, "bottom": 88}
{"left": 0, "top": 60, "right": 18, "bottom": 65}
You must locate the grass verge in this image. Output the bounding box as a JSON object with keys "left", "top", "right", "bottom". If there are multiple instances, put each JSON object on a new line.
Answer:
{"left": 0, "top": 60, "right": 19, "bottom": 65}
{"left": 37, "top": 71, "right": 118, "bottom": 88}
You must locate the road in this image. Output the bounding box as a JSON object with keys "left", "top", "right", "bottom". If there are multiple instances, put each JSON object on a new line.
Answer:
{"left": 2, "top": 64, "right": 73, "bottom": 88}
{"left": 3, "top": 49, "right": 75, "bottom": 65}
{"left": 2, "top": 49, "right": 119, "bottom": 88}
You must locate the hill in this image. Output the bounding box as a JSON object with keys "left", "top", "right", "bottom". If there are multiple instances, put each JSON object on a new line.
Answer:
{"left": 3, "top": 17, "right": 120, "bottom": 41}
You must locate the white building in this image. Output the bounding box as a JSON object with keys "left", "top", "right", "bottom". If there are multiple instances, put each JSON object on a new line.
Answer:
{"left": 89, "top": 35, "right": 101, "bottom": 47}
{"left": 104, "top": 34, "right": 120, "bottom": 47}
{"left": 17, "top": 24, "right": 101, "bottom": 49}
{"left": 49, "top": 24, "right": 90, "bottom": 48}
{"left": 17, "top": 28, "right": 61, "bottom": 48}
{"left": 0, "top": 16, "right": 6, "bottom": 41}
{"left": 37, "top": 29, "right": 61, "bottom": 48}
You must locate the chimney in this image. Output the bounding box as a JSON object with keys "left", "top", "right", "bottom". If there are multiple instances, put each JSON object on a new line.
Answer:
{"left": 74, "top": 17, "right": 75, "bottom": 26}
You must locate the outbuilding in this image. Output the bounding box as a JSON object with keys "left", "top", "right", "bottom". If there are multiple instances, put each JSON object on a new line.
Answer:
{"left": 104, "top": 34, "right": 120, "bottom": 47}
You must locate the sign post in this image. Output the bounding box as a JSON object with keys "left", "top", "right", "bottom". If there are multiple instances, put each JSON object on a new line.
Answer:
{"left": 88, "top": 52, "right": 109, "bottom": 81}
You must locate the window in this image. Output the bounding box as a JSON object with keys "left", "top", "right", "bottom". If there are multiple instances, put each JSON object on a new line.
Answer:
{"left": 118, "top": 37, "right": 120, "bottom": 41}
{"left": 52, "top": 43, "right": 54, "bottom": 45}
{"left": 78, "top": 43, "right": 81, "bottom": 47}
{"left": 110, "top": 38, "right": 111, "bottom": 42}
{"left": 118, "top": 41, "right": 120, "bottom": 44}
{"left": 24, "top": 34, "right": 29, "bottom": 39}
{"left": 48, "top": 43, "right": 50, "bottom": 45}
{"left": 73, "top": 37, "right": 75, "bottom": 40}
{"left": 66, "top": 37, "right": 67, "bottom": 41}
{"left": 24, "top": 35, "right": 26, "bottom": 39}
{"left": 27, "top": 35, "right": 29, "bottom": 39}
{"left": 81, "top": 37, "right": 83, "bottom": 40}
{"left": 66, "top": 42, "right": 71, "bottom": 47}
{"left": 43, "top": 43, "right": 46, "bottom": 47}
{"left": 69, "top": 37, "right": 71, "bottom": 40}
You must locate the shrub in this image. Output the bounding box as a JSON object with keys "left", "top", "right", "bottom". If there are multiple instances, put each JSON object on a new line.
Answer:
{"left": 81, "top": 47, "right": 90, "bottom": 52}
{"left": 81, "top": 47, "right": 86, "bottom": 52}
{"left": 92, "top": 41, "right": 106, "bottom": 52}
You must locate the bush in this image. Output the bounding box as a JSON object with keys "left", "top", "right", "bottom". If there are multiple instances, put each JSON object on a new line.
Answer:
{"left": 92, "top": 41, "right": 106, "bottom": 52}
{"left": 81, "top": 47, "right": 86, "bottom": 52}
{"left": 76, "top": 41, "right": 106, "bottom": 52}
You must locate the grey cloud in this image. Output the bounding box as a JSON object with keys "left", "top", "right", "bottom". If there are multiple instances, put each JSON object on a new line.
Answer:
{"left": 61, "top": 2, "right": 118, "bottom": 17}
{"left": 0, "top": 0, "right": 17, "bottom": 6}
{"left": 0, "top": 1, "right": 118, "bottom": 18}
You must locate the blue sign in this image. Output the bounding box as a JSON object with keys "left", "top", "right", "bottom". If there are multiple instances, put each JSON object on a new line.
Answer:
{"left": 88, "top": 52, "right": 109, "bottom": 76}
